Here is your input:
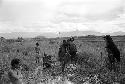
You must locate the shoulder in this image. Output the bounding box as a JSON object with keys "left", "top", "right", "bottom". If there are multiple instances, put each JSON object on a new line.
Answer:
{"left": 8, "top": 70, "right": 23, "bottom": 84}
{"left": 8, "top": 70, "right": 22, "bottom": 80}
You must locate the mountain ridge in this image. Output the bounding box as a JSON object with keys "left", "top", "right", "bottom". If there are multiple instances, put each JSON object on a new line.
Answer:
{"left": 0, "top": 31, "right": 125, "bottom": 39}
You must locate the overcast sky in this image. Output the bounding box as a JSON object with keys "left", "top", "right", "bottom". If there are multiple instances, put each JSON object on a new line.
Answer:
{"left": 0, "top": 0, "right": 125, "bottom": 33}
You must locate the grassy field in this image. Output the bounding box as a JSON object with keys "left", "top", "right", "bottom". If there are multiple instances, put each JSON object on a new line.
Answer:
{"left": 0, "top": 36, "right": 125, "bottom": 84}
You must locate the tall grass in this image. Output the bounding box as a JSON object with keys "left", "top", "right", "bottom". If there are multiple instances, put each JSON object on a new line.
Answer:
{"left": 0, "top": 38, "right": 124, "bottom": 84}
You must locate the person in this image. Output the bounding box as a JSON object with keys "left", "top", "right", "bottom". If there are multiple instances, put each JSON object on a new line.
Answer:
{"left": 58, "top": 37, "right": 77, "bottom": 72}
{"left": 58, "top": 40, "right": 70, "bottom": 73}
{"left": 35, "top": 42, "right": 40, "bottom": 54}
{"left": 43, "top": 53, "right": 52, "bottom": 69}
{"left": 103, "top": 35, "right": 120, "bottom": 72}
{"left": 8, "top": 58, "right": 24, "bottom": 84}
{"left": 35, "top": 42, "right": 41, "bottom": 64}
{"left": 67, "top": 37, "right": 77, "bottom": 63}
{"left": 58, "top": 40, "right": 69, "bottom": 61}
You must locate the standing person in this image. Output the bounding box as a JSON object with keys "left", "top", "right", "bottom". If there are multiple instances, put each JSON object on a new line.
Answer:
{"left": 58, "top": 40, "right": 70, "bottom": 73}
{"left": 8, "top": 58, "right": 24, "bottom": 84}
{"left": 103, "top": 35, "right": 120, "bottom": 72}
{"left": 35, "top": 42, "right": 40, "bottom": 54}
{"left": 67, "top": 37, "right": 77, "bottom": 63}
{"left": 35, "top": 42, "right": 41, "bottom": 64}
{"left": 58, "top": 40, "right": 69, "bottom": 61}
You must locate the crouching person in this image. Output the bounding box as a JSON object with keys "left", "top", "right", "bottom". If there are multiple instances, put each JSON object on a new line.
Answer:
{"left": 8, "top": 58, "right": 24, "bottom": 84}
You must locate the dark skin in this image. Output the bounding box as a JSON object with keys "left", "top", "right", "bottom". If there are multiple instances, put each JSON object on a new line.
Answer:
{"left": 67, "top": 38, "right": 77, "bottom": 63}
{"left": 104, "top": 35, "right": 120, "bottom": 72}
{"left": 104, "top": 35, "right": 120, "bottom": 62}
{"left": 35, "top": 42, "right": 41, "bottom": 64}
{"left": 58, "top": 40, "right": 69, "bottom": 73}
{"left": 11, "top": 59, "right": 21, "bottom": 70}
{"left": 8, "top": 59, "right": 23, "bottom": 84}
{"left": 59, "top": 38, "right": 77, "bottom": 73}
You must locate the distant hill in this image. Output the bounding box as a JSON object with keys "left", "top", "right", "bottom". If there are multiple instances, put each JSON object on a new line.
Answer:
{"left": 0, "top": 31, "right": 125, "bottom": 39}
{"left": 111, "top": 31, "right": 125, "bottom": 36}
{"left": 38, "top": 32, "right": 58, "bottom": 38}
{"left": 0, "top": 32, "right": 42, "bottom": 39}
{"left": 0, "top": 32, "right": 58, "bottom": 39}
{"left": 58, "top": 30, "right": 102, "bottom": 37}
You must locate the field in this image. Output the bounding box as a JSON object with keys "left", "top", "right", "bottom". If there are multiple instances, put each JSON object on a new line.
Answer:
{"left": 0, "top": 36, "right": 125, "bottom": 84}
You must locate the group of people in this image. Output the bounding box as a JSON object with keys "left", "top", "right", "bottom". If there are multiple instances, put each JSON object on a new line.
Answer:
{"left": 58, "top": 37, "right": 77, "bottom": 63}
{"left": 58, "top": 37, "right": 78, "bottom": 72}
{"left": 0, "top": 35, "right": 121, "bottom": 84}
{"left": 58, "top": 36, "right": 121, "bottom": 73}
{"left": 34, "top": 37, "right": 78, "bottom": 71}
{"left": 35, "top": 42, "right": 52, "bottom": 69}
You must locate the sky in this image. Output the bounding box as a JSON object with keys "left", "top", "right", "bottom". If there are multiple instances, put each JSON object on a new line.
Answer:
{"left": 0, "top": 0, "right": 125, "bottom": 33}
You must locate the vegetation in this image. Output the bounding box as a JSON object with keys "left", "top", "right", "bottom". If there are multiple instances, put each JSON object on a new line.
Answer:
{"left": 0, "top": 36, "right": 124, "bottom": 84}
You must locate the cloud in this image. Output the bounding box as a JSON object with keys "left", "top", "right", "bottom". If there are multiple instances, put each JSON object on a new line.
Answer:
{"left": 0, "top": 1, "right": 46, "bottom": 24}
{"left": 48, "top": 0, "right": 125, "bottom": 33}
{"left": 0, "top": 22, "right": 21, "bottom": 33}
{"left": 0, "top": 0, "right": 2, "bottom": 6}
{"left": 0, "top": 0, "right": 125, "bottom": 34}
{"left": 53, "top": 0, "right": 124, "bottom": 23}
{"left": 86, "top": 22, "right": 124, "bottom": 33}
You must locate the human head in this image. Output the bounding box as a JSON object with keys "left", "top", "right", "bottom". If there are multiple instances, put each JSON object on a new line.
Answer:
{"left": 103, "top": 35, "right": 112, "bottom": 42}
{"left": 11, "top": 58, "right": 21, "bottom": 70}
{"left": 63, "top": 40, "right": 67, "bottom": 43}
{"left": 68, "top": 37, "right": 74, "bottom": 42}
{"left": 71, "top": 37, "right": 74, "bottom": 42}
{"left": 36, "top": 42, "right": 39, "bottom": 46}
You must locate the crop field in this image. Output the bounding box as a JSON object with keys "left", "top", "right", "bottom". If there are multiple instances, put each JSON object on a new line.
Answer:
{"left": 0, "top": 36, "right": 125, "bottom": 84}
